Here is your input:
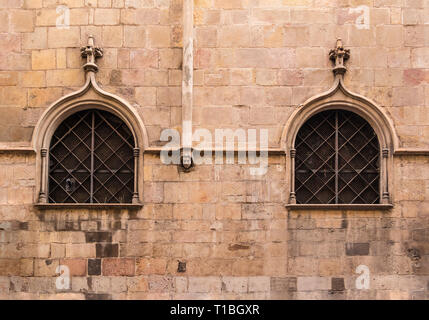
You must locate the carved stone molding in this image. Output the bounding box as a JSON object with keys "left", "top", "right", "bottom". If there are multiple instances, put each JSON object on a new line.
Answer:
{"left": 329, "top": 38, "right": 350, "bottom": 76}
{"left": 80, "top": 35, "right": 103, "bottom": 73}
{"left": 283, "top": 39, "right": 398, "bottom": 207}
{"left": 32, "top": 36, "right": 147, "bottom": 207}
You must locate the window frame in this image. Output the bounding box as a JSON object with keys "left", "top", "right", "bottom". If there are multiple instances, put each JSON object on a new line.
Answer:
{"left": 294, "top": 109, "right": 382, "bottom": 206}
{"left": 33, "top": 92, "right": 147, "bottom": 210}
{"left": 47, "top": 109, "right": 137, "bottom": 205}
{"left": 282, "top": 93, "right": 396, "bottom": 211}
{"left": 32, "top": 35, "right": 147, "bottom": 209}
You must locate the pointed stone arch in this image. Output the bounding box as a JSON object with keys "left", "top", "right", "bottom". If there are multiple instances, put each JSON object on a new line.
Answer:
{"left": 281, "top": 76, "right": 399, "bottom": 153}
{"left": 283, "top": 40, "right": 398, "bottom": 208}
{"left": 32, "top": 73, "right": 149, "bottom": 153}
{"left": 33, "top": 36, "right": 147, "bottom": 206}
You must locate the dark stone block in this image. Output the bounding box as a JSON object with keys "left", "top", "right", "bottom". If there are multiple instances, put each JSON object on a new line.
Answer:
{"left": 85, "top": 232, "right": 112, "bottom": 243}
{"left": 331, "top": 278, "right": 345, "bottom": 291}
{"left": 177, "top": 261, "right": 186, "bottom": 273}
{"left": 112, "top": 221, "right": 122, "bottom": 230}
{"left": 270, "top": 291, "right": 296, "bottom": 300}
{"left": 88, "top": 259, "right": 101, "bottom": 276}
{"left": 228, "top": 243, "right": 250, "bottom": 251}
{"left": 65, "top": 221, "right": 76, "bottom": 231}
{"left": 85, "top": 293, "right": 112, "bottom": 300}
{"left": 328, "top": 291, "right": 346, "bottom": 299}
{"left": 96, "top": 243, "right": 119, "bottom": 257}
{"left": 110, "top": 70, "right": 122, "bottom": 86}
{"left": 87, "top": 277, "right": 92, "bottom": 290}
{"left": 19, "top": 222, "right": 29, "bottom": 230}
{"left": 55, "top": 221, "right": 78, "bottom": 231}
{"left": 270, "top": 277, "right": 297, "bottom": 292}
{"left": 345, "top": 243, "right": 369, "bottom": 256}
{"left": 412, "top": 230, "right": 426, "bottom": 241}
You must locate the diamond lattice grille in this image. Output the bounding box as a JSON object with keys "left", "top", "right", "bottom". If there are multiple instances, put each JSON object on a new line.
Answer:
{"left": 295, "top": 110, "right": 380, "bottom": 204}
{"left": 48, "top": 109, "right": 135, "bottom": 203}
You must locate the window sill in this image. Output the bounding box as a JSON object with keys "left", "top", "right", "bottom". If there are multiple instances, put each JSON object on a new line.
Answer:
{"left": 35, "top": 203, "right": 143, "bottom": 210}
{"left": 286, "top": 204, "right": 393, "bottom": 211}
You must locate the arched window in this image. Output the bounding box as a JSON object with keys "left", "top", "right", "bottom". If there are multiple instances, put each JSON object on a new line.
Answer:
{"left": 283, "top": 39, "right": 396, "bottom": 209}
{"left": 34, "top": 36, "right": 146, "bottom": 208}
{"left": 295, "top": 109, "right": 380, "bottom": 204}
{"left": 48, "top": 109, "right": 135, "bottom": 204}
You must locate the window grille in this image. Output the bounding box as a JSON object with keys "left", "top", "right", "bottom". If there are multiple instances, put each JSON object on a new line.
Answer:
{"left": 295, "top": 109, "right": 380, "bottom": 204}
{"left": 48, "top": 109, "right": 135, "bottom": 203}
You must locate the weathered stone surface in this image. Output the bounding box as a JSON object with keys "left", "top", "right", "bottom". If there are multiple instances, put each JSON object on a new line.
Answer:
{"left": 345, "top": 243, "right": 370, "bottom": 256}
{"left": 96, "top": 244, "right": 119, "bottom": 258}
{"left": 85, "top": 232, "right": 112, "bottom": 243}
{"left": 331, "top": 278, "right": 345, "bottom": 291}
{"left": 0, "top": 0, "right": 428, "bottom": 302}
{"left": 102, "top": 258, "right": 135, "bottom": 276}
{"left": 88, "top": 259, "right": 101, "bottom": 276}
{"left": 60, "top": 259, "right": 87, "bottom": 276}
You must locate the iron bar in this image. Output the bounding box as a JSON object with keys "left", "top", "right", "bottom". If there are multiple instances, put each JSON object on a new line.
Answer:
{"left": 335, "top": 110, "right": 339, "bottom": 204}
{"left": 48, "top": 109, "right": 135, "bottom": 204}
{"left": 295, "top": 110, "right": 380, "bottom": 204}
{"left": 90, "top": 111, "right": 95, "bottom": 203}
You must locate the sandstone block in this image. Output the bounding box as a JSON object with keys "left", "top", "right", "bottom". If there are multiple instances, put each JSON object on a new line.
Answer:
{"left": 196, "top": 27, "right": 217, "bottom": 48}
{"left": 136, "top": 258, "right": 167, "bottom": 275}
{"left": 124, "top": 26, "right": 146, "bottom": 47}
{"left": 94, "top": 9, "right": 120, "bottom": 25}
{"left": 188, "top": 276, "right": 222, "bottom": 293}
{"left": 66, "top": 244, "right": 95, "bottom": 258}
{"left": 103, "top": 258, "right": 135, "bottom": 276}
{"left": 46, "top": 69, "right": 84, "bottom": 87}
{"left": 0, "top": 72, "right": 18, "bottom": 86}
{"left": 130, "top": 49, "right": 158, "bottom": 68}
{"left": 59, "top": 258, "right": 86, "bottom": 276}
{"left": 34, "top": 259, "right": 59, "bottom": 277}
{"left": 32, "top": 50, "right": 56, "bottom": 70}
{"left": 102, "top": 26, "right": 123, "bottom": 47}
{"left": 221, "top": 276, "right": 248, "bottom": 293}
{"left": 48, "top": 27, "right": 80, "bottom": 48}
{"left": 10, "top": 10, "right": 34, "bottom": 32}
{"left": 411, "top": 48, "right": 429, "bottom": 68}
{"left": 147, "top": 26, "right": 171, "bottom": 48}
{"left": 376, "top": 25, "right": 403, "bottom": 47}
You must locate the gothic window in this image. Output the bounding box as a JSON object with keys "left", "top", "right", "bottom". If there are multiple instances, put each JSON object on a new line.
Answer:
{"left": 48, "top": 109, "right": 135, "bottom": 204}
{"left": 294, "top": 109, "right": 380, "bottom": 204}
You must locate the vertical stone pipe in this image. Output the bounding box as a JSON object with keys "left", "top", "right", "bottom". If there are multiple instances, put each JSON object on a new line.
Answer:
{"left": 181, "top": 0, "right": 194, "bottom": 169}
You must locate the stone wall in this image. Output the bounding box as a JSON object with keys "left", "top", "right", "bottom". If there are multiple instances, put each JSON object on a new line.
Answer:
{"left": 0, "top": 0, "right": 183, "bottom": 145}
{"left": 0, "top": 0, "right": 428, "bottom": 147}
{"left": 0, "top": 0, "right": 428, "bottom": 300}
{"left": 0, "top": 152, "right": 428, "bottom": 299}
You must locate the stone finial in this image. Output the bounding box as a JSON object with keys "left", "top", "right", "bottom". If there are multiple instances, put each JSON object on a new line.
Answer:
{"left": 329, "top": 38, "right": 350, "bottom": 76}
{"left": 81, "top": 35, "right": 103, "bottom": 73}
